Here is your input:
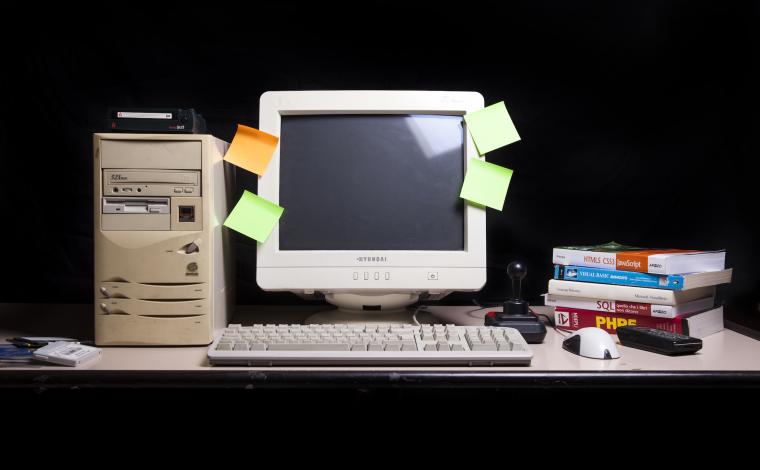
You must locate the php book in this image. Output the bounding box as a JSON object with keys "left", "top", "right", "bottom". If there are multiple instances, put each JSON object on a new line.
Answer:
{"left": 553, "top": 306, "right": 724, "bottom": 338}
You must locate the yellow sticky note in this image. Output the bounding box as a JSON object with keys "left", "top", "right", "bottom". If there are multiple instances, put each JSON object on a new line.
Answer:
{"left": 223, "top": 124, "right": 279, "bottom": 176}
{"left": 223, "top": 190, "right": 284, "bottom": 243}
{"left": 464, "top": 101, "right": 520, "bottom": 155}
{"left": 459, "top": 159, "right": 513, "bottom": 211}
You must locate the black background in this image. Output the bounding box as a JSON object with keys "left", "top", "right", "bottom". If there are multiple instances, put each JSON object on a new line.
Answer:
{"left": 1, "top": 1, "right": 757, "bottom": 313}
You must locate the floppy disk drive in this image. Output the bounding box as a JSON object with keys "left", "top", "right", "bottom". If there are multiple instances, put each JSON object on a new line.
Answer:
{"left": 101, "top": 169, "right": 202, "bottom": 231}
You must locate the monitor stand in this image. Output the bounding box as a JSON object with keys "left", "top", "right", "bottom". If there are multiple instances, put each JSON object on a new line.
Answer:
{"left": 305, "top": 292, "right": 422, "bottom": 324}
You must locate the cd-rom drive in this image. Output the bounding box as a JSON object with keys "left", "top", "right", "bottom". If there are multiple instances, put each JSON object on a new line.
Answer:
{"left": 102, "top": 169, "right": 200, "bottom": 197}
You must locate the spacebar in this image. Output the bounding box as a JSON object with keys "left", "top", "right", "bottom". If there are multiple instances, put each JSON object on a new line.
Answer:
{"left": 266, "top": 343, "right": 351, "bottom": 351}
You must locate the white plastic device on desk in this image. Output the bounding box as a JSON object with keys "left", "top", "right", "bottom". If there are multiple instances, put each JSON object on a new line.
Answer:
{"left": 208, "top": 323, "right": 532, "bottom": 366}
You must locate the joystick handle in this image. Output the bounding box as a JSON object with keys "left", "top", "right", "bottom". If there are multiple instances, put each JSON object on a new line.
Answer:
{"left": 507, "top": 261, "right": 526, "bottom": 301}
{"left": 502, "top": 260, "right": 529, "bottom": 317}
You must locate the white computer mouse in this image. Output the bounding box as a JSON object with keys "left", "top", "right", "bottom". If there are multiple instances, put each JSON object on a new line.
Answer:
{"left": 562, "top": 327, "right": 620, "bottom": 360}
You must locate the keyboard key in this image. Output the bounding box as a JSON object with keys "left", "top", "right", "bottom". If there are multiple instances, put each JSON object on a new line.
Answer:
{"left": 401, "top": 341, "right": 417, "bottom": 351}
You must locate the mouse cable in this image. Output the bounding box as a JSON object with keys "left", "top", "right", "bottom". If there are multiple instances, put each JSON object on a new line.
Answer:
{"left": 534, "top": 312, "right": 554, "bottom": 327}
{"left": 554, "top": 326, "right": 573, "bottom": 337}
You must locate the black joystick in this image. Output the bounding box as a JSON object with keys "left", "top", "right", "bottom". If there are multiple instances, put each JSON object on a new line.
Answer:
{"left": 505, "top": 261, "right": 529, "bottom": 316}
{"left": 485, "top": 261, "right": 547, "bottom": 343}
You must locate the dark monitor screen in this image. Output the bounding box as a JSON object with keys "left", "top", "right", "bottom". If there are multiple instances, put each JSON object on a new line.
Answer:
{"left": 278, "top": 114, "right": 465, "bottom": 251}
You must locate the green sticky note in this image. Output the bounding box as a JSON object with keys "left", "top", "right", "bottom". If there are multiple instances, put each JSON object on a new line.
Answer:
{"left": 464, "top": 101, "right": 520, "bottom": 154}
{"left": 459, "top": 159, "right": 513, "bottom": 211}
{"left": 223, "top": 190, "right": 284, "bottom": 243}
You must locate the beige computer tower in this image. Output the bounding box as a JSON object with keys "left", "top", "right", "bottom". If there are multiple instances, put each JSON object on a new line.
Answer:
{"left": 94, "top": 133, "right": 232, "bottom": 345}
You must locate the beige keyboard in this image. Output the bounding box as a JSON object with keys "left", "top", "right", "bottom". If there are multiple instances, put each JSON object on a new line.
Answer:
{"left": 208, "top": 323, "right": 533, "bottom": 366}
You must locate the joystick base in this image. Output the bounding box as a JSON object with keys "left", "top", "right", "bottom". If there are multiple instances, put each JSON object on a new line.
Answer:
{"left": 485, "top": 309, "right": 547, "bottom": 344}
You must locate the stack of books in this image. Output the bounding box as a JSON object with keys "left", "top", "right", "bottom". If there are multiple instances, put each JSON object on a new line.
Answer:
{"left": 545, "top": 242, "right": 731, "bottom": 338}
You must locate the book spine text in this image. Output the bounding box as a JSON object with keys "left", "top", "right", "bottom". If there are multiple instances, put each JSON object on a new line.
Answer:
{"left": 553, "top": 265, "right": 683, "bottom": 290}
{"left": 553, "top": 307, "right": 685, "bottom": 334}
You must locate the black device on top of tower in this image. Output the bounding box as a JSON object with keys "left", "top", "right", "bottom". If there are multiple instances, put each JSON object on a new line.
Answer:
{"left": 106, "top": 108, "right": 207, "bottom": 134}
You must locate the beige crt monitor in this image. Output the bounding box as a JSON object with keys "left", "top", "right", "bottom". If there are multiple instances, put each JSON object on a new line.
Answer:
{"left": 256, "top": 91, "right": 487, "bottom": 323}
{"left": 93, "top": 133, "right": 232, "bottom": 345}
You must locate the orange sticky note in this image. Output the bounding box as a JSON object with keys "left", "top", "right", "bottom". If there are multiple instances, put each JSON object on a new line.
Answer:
{"left": 223, "top": 124, "right": 279, "bottom": 176}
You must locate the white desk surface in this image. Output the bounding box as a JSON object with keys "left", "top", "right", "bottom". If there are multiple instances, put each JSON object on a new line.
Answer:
{"left": 2, "top": 305, "right": 759, "bottom": 373}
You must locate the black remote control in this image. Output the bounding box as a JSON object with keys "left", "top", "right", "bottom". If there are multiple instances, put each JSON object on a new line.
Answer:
{"left": 616, "top": 326, "right": 702, "bottom": 356}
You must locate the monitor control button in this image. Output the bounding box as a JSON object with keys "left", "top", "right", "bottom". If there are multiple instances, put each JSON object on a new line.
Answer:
{"left": 428, "top": 272, "right": 439, "bottom": 280}
{"left": 352, "top": 272, "right": 358, "bottom": 280}
{"left": 384, "top": 272, "right": 390, "bottom": 280}
{"left": 363, "top": 272, "right": 369, "bottom": 280}
{"left": 374, "top": 272, "right": 379, "bottom": 280}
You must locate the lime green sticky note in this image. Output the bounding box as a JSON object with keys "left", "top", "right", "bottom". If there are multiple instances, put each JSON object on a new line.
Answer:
{"left": 464, "top": 101, "right": 520, "bottom": 154}
{"left": 223, "top": 190, "right": 284, "bottom": 243}
{"left": 459, "top": 159, "right": 513, "bottom": 211}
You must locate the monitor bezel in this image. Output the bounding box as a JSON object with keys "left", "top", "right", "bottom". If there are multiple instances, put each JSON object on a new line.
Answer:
{"left": 256, "top": 90, "right": 487, "bottom": 291}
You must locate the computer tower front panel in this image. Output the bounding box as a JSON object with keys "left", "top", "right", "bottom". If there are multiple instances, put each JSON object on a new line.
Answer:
{"left": 93, "top": 133, "right": 231, "bottom": 345}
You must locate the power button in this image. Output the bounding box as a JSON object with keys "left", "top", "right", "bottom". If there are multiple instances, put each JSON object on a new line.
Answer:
{"left": 427, "top": 272, "right": 439, "bottom": 280}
